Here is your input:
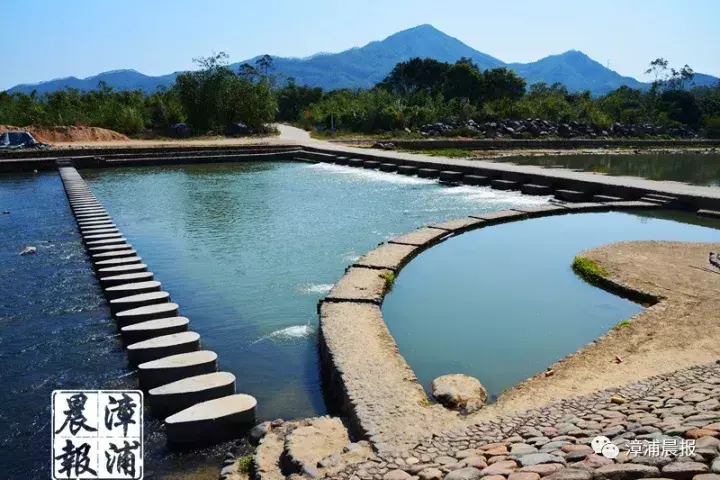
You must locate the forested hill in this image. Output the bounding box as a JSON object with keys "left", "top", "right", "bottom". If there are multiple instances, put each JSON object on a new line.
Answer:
{"left": 6, "top": 24, "right": 719, "bottom": 96}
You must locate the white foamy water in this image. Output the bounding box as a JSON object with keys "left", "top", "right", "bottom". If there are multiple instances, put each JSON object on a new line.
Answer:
{"left": 297, "top": 283, "right": 334, "bottom": 294}
{"left": 251, "top": 325, "right": 316, "bottom": 344}
{"left": 342, "top": 252, "right": 360, "bottom": 262}
{"left": 307, "top": 163, "right": 436, "bottom": 185}
{"left": 438, "top": 185, "right": 552, "bottom": 206}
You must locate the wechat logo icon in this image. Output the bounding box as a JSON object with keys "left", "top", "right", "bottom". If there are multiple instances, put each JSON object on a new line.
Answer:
{"left": 592, "top": 436, "right": 619, "bottom": 459}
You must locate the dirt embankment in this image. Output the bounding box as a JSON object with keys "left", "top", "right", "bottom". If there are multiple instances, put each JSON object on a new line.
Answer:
{"left": 490, "top": 240, "right": 720, "bottom": 414}
{"left": 0, "top": 125, "right": 129, "bottom": 143}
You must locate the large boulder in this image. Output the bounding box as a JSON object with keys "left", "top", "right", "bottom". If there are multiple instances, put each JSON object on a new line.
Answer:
{"left": 431, "top": 374, "right": 487, "bottom": 411}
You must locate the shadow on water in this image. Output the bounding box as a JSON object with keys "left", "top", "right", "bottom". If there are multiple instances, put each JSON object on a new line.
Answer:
{"left": 490, "top": 153, "right": 720, "bottom": 186}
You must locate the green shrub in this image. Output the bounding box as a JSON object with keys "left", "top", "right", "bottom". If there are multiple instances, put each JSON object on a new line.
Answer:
{"left": 702, "top": 115, "right": 720, "bottom": 138}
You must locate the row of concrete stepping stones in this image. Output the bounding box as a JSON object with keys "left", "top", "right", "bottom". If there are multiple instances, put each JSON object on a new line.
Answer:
{"left": 58, "top": 166, "right": 257, "bottom": 445}
{"left": 294, "top": 151, "right": 689, "bottom": 209}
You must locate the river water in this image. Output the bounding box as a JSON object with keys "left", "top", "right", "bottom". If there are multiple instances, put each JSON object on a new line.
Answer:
{"left": 0, "top": 161, "right": 549, "bottom": 478}
{"left": 2, "top": 159, "right": 719, "bottom": 478}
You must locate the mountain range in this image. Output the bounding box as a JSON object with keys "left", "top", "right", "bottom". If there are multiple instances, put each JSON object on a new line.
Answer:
{"left": 6, "top": 24, "right": 718, "bottom": 96}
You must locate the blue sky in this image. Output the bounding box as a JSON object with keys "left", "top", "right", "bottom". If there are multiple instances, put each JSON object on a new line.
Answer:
{"left": 2, "top": 0, "right": 718, "bottom": 91}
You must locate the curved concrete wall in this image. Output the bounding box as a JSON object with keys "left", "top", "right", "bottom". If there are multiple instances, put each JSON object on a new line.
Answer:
{"left": 317, "top": 200, "right": 664, "bottom": 450}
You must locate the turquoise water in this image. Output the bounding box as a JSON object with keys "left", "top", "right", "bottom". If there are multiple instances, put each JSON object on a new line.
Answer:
{"left": 3, "top": 162, "right": 720, "bottom": 478}
{"left": 82, "top": 161, "right": 551, "bottom": 420}
{"left": 383, "top": 211, "right": 720, "bottom": 400}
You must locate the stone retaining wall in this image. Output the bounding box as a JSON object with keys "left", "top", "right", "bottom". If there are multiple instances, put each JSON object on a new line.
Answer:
{"left": 317, "top": 201, "right": 670, "bottom": 450}
{"left": 331, "top": 138, "right": 720, "bottom": 150}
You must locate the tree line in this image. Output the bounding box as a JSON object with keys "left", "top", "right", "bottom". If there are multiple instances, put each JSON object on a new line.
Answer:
{"left": 1, "top": 54, "right": 719, "bottom": 138}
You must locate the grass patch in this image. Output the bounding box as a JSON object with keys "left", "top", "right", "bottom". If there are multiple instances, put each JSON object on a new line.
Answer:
{"left": 237, "top": 454, "right": 253, "bottom": 474}
{"left": 381, "top": 271, "right": 396, "bottom": 293}
{"left": 613, "top": 319, "right": 632, "bottom": 330}
{"left": 571, "top": 256, "right": 609, "bottom": 284}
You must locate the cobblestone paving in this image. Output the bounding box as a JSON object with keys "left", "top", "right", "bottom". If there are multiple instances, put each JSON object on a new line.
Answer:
{"left": 334, "top": 361, "right": 720, "bottom": 480}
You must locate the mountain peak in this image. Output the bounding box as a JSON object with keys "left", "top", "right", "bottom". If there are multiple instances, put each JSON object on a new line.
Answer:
{"left": 6, "top": 25, "right": 717, "bottom": 96}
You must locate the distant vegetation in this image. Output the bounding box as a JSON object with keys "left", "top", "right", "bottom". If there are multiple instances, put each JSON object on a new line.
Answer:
{"left": 1, "top": 54, "right": 719, "bottom": 138}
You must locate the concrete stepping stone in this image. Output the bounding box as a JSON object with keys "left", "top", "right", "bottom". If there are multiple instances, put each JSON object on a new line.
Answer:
{"left": 138, "top": 350, "right": 218, "bottom": 390}
{"left": 521, "top": 184, "right": 553, "bottom": 195}
{"left": 560, "top": 202, "right": 609, "bottom": 211}
{"left": 127, "top": 331, "right": 199, "bottom": 365}
{"left": 491, "top": 179, "right": 520, "bottom": 190}
{"left": 462, "top": 174, "right": 490, "bottom": 186}
{"left": 429, "top": 217, "right": 485, "bottom": 234}
{"left": 79, "top": 223, "right": 116, "bottom": 230}
{"left": 82, "top": 228, "right": 119, "bottom": 235}
{"left": 104, "top": 280, "right": 160, "bottom": 299}
{"left": 77, "top": 217, "right": 112, "bottom": 224}
{"left": 80, "top": 222, "right": 116, "bottom": 230}
{"left": 86, "top": 237, "right": 128, "bottom": 247}
{"left": 593, "top": 194, "right": 624, "bottom": 202}
{"left": 439, "top": 171, "right": 463, "bottom": 183}
{"left": 555, "top": 189, "right": 591, "bottom": 202}
{"left": 470, "top": 210, "right": 529, "bottom": 225}
{"left": 116, "top": 302, "right": 179, "bottom": 328}
{"left": 76, "top": 213, "right": 110, "bottom": 220}
{"left": 73, "top": 207, "right": 106, "bottom": 212}
{"left": 379, "top": 163, "right": 398, "bottom": 172}
{"left": 148, "top": 371, "right": 235, "bottom": 417}
{"left": 363, "top": 160, "right": 381, "bottom": 169}
{"left": 83, "top": 233, "right": 123, "bottom": 242}
{"left": 417, "top": 168, "right": 439, "bottom": 178}
{"left": 97, "top": 263, "right": 148, "bottom": 275}
{"left": 388, "top": 227, "right": 448, "bottom": 247}
{"left": 110, "top": 291, "right": 170, "bottom": 314}
{"left": 121, "top": 316, "right": 189, "bottom": 344}
{"left": 94, "top": 256, "right": 143, "bottom": 269}
{"left": 165, "top": 393, "right": 257, "bottom": 444}
{"left": 78, "top": 219, "right": 114, "bottom": 225}
{"left": 334, "top": 157, "right": 349, "bottom": 165}
{"left": 88, "top": 243, "right": 132, "bottom": 252}
{"left": 91, "top": 249, "right": 137, "bottom": 261}
{"left": 397, "top": 165, "right": 418, "bottom": 175}
{"left": 72, "top": 204, "right": 102, "bottom": 209}
{"left": 325, "top": 267, "right": 393, "bottom": 304}
{"left": 511, "top": 204, "right": 568, "bottom": 219}
{"left": 99, "top": 271, "right": 154, "bottom": 288}
{"left": 353, "top": 243, "right": 418, "bottom": 272}
{"left": 348, "top": 158, "right": 364, "bottom": 167}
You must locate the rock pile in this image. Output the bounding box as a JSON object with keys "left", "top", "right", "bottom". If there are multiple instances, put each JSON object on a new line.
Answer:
{"left": 418, "top": 119, "right": 698, "bottom": 139}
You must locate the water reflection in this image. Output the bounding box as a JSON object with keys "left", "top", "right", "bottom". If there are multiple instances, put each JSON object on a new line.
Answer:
{"left": 490, "top": 153, "right": 720, "bottom": 186}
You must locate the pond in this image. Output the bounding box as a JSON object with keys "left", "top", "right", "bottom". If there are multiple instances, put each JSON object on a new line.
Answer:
{"left": 487, "top": 153, "right": 720, "bottom": 186}
{"left": 0, "top": 161, "right": 553, "bottom": 477}
{"left": 382, "top": 210, "right": 720, "bottom": 401}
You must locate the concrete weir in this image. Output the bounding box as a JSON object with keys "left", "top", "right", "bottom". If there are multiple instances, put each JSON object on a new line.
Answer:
{"left": 57, "top": 166, "right": 257, "bottom": 445}
{"left": 318, "top": 200, "right": 668, "bottom": 449}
